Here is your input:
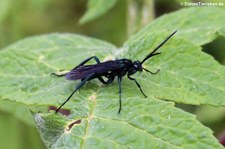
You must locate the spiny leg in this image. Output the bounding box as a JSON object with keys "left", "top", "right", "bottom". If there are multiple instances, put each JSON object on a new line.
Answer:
{"left": 128, "top": 75, "right": 147, "bottom": 98}
{"left": 118, "top": 76, "right": 122, "bottom": 114}
{"left": 55, "top": 73, "right": 95, "bottom": 113}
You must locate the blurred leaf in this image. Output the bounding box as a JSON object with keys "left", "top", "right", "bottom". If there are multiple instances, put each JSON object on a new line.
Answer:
{"left": 0, "top": 111, "right": 45, "bottom": 149}
{"left": 79, "top": 0, "right": 118, "bottom": 24}
{"left": 0, "top": 0, "right": 10, "bottom": 23}
{"left": 0, "top": 112, "right": 22, "bottom": 149}
{"left": 0, "top": 100, "right": 34, "bottom": 126}
{"left": 203, "top": 37, "right": 225, "bottom": 65}
{"left": 34, "top": 97, "right": 223, "bottom": 149}
{"left": 196, "top": 105, "right": 225, "bottom": 123}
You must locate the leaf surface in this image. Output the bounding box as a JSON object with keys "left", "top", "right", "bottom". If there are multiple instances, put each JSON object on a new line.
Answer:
{"left": 0, "top": 7, "right": 225, "bottom": 149}
{"left": 34, "top": 97, "right": 223, "bottom": 149}
{"left": 127, "top": 7, "right": 225, "bottom": 46}
{"left": 124, "top": 7, "right": 225, "bottom": 107}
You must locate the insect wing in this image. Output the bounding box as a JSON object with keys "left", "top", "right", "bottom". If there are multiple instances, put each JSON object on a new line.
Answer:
{"left": 65, "top": 61, "right": 124, "bottom": 80}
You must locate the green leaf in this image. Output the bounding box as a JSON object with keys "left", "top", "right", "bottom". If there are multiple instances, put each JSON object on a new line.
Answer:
{"left": 196, "top": 105, "right": 225, "bottom": 123}
{"left": 1, "top": 7, "right": 225, "bottom": 148}
{"left": 128, "top": 7, "right": 225, "bottom": 46}
{"left": 0, "top": 101, "right": 45, "bottom": 149}
{"left": 0, "top": 34, "right": 116, "bottom": 106}
{"left": 0, "top": 100, "right": 34, "bottom": 126}
{"left": 79, "top": 0, "right": 118, "bottom": 24}
{"left": 124, "top": 7, "right": 225, "bottom": 107}
{"left": 34, "top": 97, "right": 223, "bottom": 149}
{"left": 0, "top": 0, "right": 10, "bottom": 23}
{"left": 0, "top": 32, "right": 224, "bottom": 148}
{"left": 124, "top": 32, "right": 225, "bottom": 107}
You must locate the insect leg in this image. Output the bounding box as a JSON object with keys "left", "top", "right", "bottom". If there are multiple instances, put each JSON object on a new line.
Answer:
{"left": 50, "top": 73, "right": 66, "bottom": 77}
{"left": 55, "top": 73, "right": 95, "bottom": 113}
{"left": 73, "top": 56, "right": 100, "bottom": 69}
{"left": 143, "top": 68, "right": 160, "bottom": 74}
{"left": 127, "top": 75, "right": 147, "bottom": 98}
{"left": 51, "top": 56, "right": 100, "bottom": 77}
{"left": 95, "top": 74, "right": 115, "bottom": 84}
{"left": 118, "top": 76, "right": 122, "bottom": 114}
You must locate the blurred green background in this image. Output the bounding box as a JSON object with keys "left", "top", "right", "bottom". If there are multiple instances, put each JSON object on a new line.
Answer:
{"left": 0, "top": 0, "right": 224, "bottom": 148}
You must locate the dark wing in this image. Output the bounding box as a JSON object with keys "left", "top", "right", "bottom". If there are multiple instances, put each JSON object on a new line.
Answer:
{"left": 65, "top": 60, "right": 125, "bottom": 80}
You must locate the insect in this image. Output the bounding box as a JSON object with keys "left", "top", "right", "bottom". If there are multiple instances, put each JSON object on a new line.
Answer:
{"left": 51, "top": 31, "right": 177, "bottom": 114}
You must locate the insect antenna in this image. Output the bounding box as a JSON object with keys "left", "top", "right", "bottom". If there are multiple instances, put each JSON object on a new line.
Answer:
{"left": 141, "top": 30, "right": 177, "bottom": 64}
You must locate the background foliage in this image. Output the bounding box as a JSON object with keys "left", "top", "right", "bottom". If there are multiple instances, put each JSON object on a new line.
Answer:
{"left": 0, "top": 0, "right": 225, "bottom": 149}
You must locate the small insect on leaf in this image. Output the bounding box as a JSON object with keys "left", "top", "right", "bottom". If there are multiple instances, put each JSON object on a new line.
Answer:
{"left": 51, "top": 31, "right": 177, "bottom": 114}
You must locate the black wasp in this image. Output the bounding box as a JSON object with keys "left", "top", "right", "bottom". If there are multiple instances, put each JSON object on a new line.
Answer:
{"left": 52, "top": 31, "right": 177, "bottom": 114}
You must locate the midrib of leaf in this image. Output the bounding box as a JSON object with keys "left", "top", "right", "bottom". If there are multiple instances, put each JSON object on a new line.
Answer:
{"left": 80, "top": 93, "right": 98, "bottom": 149}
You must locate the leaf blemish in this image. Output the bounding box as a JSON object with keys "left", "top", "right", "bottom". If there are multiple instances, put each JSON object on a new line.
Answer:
{"left": 89, "top": 92, "right": 97, "bottom": 101}
{"left": 38, "top": 54, "right": 45, "bottom": 61}
{"left": 66, "top": 120, "right": 82, "bottom": 131}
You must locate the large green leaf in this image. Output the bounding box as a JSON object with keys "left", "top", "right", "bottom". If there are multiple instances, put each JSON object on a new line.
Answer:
{"left": 79, "top": 0, "right": 118, "bottom": 24}
{"left": 124, "top": 31, "right": 225, "bottom": 107}
{"left": 0, "top": 34, "right": 116, "bottom": 106}
{"left": 0, "top": 7, "right": 225, "bottom": 148}
{"left": 128, "top": 7, "right": 225, "bottom": 46}
{"left": 0, "top": 33, "right": 224, "bottom": 148}
{"left": 124, "top": 7, "right": 225, "bottom": 107}
{"left": 34, "top": 97, "right": 222, "bottom": 149}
